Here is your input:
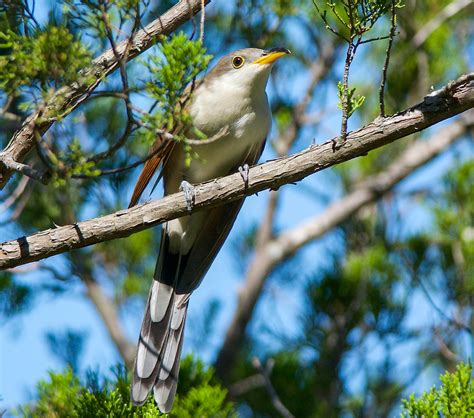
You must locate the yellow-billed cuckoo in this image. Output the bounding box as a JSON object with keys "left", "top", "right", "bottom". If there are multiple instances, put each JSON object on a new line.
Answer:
{"left": 129, "top": 47, "right": 290, "bottom": 412}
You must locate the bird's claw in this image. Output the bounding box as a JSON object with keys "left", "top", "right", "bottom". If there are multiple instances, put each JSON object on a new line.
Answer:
{"left": 238, "top": 164, "right": 250, "bottom": 188}
{"left": 179, "top": 180, "right": 195, "bottom": 212}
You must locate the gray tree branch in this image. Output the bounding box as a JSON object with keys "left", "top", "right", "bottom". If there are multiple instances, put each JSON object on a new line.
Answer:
{"left": 214, "top": 108, "right": 474, "bottom": 380}
{"left": 0, "top": 0, "right": 211, "bottom": 189}
{"left": 0, "top": 73, "right": 473, "bottom": 270}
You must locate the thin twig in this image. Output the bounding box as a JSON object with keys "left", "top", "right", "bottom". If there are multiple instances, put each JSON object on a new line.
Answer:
{"left": 71, "top": 138, "right": 172, "bottom": 178}
{"left": 338, "top": 40, "right": 356, "bottom": 144}
{"left": 87, "top": 0, "right": 141, "bottom": 165}
{"left": 402, "top": 251, "right": 472, "bottom": 335}
{"left": 379, "top": 0, "right": 397, "bottom": 117}
{"left": 312, "top": 1, "right": 350, "bottom": 42}
{"left": 0, "top": 177, "right": 33, "bottom": 227}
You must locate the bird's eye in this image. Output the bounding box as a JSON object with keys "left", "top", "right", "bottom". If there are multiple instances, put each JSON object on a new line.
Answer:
{"left": 232, "top": 56, "right": 245, "bottom": 69}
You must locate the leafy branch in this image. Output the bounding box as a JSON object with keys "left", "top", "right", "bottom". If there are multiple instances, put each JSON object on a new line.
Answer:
{"left": 401, "top": 362, "right": 473, "bottom": 417}
{"left": 0, "top": 0, "right": 211, "bottom": 190}
{"left": 0, "top": 1, "right": 210, "bottom": 185}
{"left": 313, "top": 0, "right": 403, "bottom": 144}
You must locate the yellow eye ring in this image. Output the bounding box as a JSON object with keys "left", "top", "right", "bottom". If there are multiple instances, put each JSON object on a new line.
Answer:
{"left": 232, "top": 56, "right": 245, "bottom": 69}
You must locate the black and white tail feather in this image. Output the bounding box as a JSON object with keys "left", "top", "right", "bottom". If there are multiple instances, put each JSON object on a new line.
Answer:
{"left": 131, "top": 229, "right": 190, "bottom": 412}
{"left": 131, "top": 286, "right": 189, "bottom": 412}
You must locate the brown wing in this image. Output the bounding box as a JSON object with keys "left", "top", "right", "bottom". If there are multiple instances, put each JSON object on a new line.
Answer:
{"left": 129, "top": 80, "right": 206, "bottom": 209}
{"left": 129, "top": 138, "right": 175, "bottom": 208}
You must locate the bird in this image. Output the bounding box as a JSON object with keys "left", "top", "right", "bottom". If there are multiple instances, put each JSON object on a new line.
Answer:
{"left": 129, "top": 47, "right": 290, "bottom": 412}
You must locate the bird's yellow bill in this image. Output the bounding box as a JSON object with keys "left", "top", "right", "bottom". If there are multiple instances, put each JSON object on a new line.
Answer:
{"left": 253, "top": 50, "right": 289, "bottom": 65}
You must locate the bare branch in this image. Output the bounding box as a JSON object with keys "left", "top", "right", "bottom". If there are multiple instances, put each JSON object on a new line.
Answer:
{"left": 0, "top": 0, "right": 211, "bottom": 190}
{"left": 339, "top": 40, "right": 357, "bottom": 143}
{"left": 214, "top": 107, "right": 474, "bottom": 380}
{"left": 0, "top": 73, "right": 473, "bottom": 270}
{"left": 252, "top": 358, "right": 295, "bottom": 418}
{"left": 379, "top": 0, "right": 397, "bottom": 117}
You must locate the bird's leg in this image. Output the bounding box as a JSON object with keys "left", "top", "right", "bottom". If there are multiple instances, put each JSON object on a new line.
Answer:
{"left": 179, "top": 180, "right": 195, "bottom": 212}
{"left": 238, "top": 164, "right": 250, "bottom": 188}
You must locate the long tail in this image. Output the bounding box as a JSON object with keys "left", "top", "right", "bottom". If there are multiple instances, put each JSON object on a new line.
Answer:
{"left": 131, "top": 278, "right": 189, "bottom": 412}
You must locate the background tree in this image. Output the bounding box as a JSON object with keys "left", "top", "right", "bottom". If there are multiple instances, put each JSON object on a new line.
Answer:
{"left": 0, "top": 0, "right": 473, "bottom": 416}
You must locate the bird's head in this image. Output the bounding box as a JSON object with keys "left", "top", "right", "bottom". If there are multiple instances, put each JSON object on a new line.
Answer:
{"left": 205, "top": 47, "right": 291, "bottom": 93}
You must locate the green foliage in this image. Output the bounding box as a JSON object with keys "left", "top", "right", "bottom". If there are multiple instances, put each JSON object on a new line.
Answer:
{"left": 19, "top": 368, "right": 82, "bottom": 417}
{"left": 337, "top": 80, "right": 365, "bottom": 118}
{"left": 401, "top": 362, "right": 474, "bottom": 417}
{"left": 171, "top": 385, "right": 236, "bottom": 418}
{"left": 313, "top": 0, "right": 403, "bottom": 41}
{"left": 141, "top": 32, "right": 211, "bottom": 146}
{"left": 46, "top": 138, "right": 102, "bottom": 187}
{"left": 0, "top": 25, "right": 91, "bottom": 93}
{"left": 18, "top": 356, "right": 235, "bottom": 417}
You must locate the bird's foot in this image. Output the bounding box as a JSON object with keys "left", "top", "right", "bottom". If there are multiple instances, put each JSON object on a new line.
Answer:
{"left": 179, "top": 180, "right": 195, "bottom": 212}
{"left": 238, "top": 164, "right": 250, "bottom": 188}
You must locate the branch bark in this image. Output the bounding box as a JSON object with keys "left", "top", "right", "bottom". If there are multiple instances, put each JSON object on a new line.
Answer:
{"left": 213, "top": 109, "right": 474, "bottom": 380}
{"left": 0, "top": 73, "right": 473, "bottom": 270}
{"left": 0, "top": 0, "right": 211, "bottom": 189}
